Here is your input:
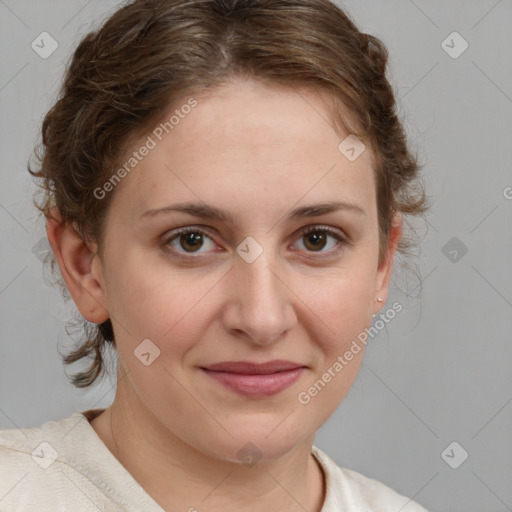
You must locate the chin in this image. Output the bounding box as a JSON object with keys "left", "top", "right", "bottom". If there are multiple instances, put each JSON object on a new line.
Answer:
{"left": 199, "top": 422, "right": 309, "bottom": 466}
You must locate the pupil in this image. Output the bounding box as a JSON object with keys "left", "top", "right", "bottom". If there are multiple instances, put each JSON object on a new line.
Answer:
{"left": 181, "top": 232, "right": 203, "bottom": 252}
{"left": 306, "top": 232, "right": 326, "bottom": 251}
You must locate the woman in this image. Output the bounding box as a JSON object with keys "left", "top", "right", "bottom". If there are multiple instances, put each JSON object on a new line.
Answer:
{"left": 0, "top": 0, "right": 429, "bottom": 510}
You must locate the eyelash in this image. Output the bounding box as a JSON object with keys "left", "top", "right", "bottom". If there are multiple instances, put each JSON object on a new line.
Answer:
{"left": 161, "top": 225, "right": 348, "bottom": 260}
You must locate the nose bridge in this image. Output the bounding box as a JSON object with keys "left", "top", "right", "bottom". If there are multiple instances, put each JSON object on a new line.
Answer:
{"left": 224, "top": 245, "right": 296, "bottom": 344}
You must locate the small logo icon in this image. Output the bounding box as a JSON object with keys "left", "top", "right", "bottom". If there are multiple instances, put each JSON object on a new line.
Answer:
{"left": 31, "top": 237, "right": 51, "bottom": 262}
{"left": 338, "top": 134, "right": 366, "bottom": 161}
{"left": 134, "top": 338, "right": 161, "bottom": 366}
{"left": 31, "top": 32, "right": 59, "bottom": 59}
{"left": 442, "top": 236, "right": 468, "bottom": 263}
{"left": 236, "top": 442, "right": 262, "bottom": 467}
{"left": 31, "top": 441, "right": 58, "bottom": 469}
{"left": 441, "top": 441, "right": 468, "bottom": 469}
{"left": 441, "top": 32, "right": 468, "bottom": 59}
{"left": 236, "top": 236, "right": 263, "bottom": 263}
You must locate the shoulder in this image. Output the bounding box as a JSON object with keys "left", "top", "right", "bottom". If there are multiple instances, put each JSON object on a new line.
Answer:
{"left": 0, "top": 412, "right": 123, "bottom": 511}
{"left": 312, "top": 445, "right": 430, "bottom": 512}
{"left": 0, "top": 411, "right": 85, "bottom": 466}
{"left": 336, "top": 466, "right": 430, "bottom": 512}
{"left": 0, "top": 414, "right": 71, "bottom": 470}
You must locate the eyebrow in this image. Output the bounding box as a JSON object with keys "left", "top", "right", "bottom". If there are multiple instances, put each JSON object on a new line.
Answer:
{"left": 139, "top": 200, "right": 365, "bottom": 223}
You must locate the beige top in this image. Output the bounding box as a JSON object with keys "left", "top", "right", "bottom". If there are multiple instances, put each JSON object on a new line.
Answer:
{"left": 0, "top": 409, "right": 429, "bottom": 511}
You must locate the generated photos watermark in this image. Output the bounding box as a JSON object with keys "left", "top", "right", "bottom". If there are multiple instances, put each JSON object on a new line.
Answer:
{"left": 297, "top": 301, "right": 403, "bottom": 405}
{"left": 94, "top": 97, "right": 198, "bottom": 200}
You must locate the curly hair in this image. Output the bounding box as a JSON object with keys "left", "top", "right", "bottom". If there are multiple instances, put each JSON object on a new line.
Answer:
{"left": 28, "top": 0, "right": 428, "bottom": 388}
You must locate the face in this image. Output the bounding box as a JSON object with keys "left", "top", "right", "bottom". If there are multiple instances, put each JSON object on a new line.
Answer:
{"left": 89, "top": 77, "right": 397, "bottom": 462}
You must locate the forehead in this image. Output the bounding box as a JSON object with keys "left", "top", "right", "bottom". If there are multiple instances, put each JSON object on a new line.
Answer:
{"left": 168, "top": 79, "right": 359, "bottom": 160}
{"left": 108, "top": 78, "right": 376, "bottom": 222}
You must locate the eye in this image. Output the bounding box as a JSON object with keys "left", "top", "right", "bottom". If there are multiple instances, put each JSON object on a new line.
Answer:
{"left": 293, "top": 225, "right": 347, "bottom": 256}
{"left": 162, "top": 227, "right": 217, "bottom": 256}
{"left": 161, "top": 225, "right": 348, "bottom": 259}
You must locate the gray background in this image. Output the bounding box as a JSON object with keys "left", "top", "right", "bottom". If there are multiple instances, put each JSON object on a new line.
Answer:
{"left": 1, "top": 1, "right": 511, "bottom": 511}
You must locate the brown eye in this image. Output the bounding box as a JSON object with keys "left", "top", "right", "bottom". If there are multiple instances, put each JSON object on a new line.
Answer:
{"left": 163, "top": 227, "right": 216, "bottom": 255}
{"left": 295, "top": 226, "right": 347, "bottom": 255}
{"left": 179, "top": 231, "right": 204, "bottom": 252}
{"left": 303, "top": 230, "right": 328, "bottom": 251}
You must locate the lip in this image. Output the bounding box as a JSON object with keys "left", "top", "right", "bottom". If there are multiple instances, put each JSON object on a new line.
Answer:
{"left": 200, "top": 360, "right": 307, "bottom": 398}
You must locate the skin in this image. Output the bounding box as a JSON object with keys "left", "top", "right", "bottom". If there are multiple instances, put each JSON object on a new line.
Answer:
{"left": 47, "top": 76, "right": 401, "bottom": 512}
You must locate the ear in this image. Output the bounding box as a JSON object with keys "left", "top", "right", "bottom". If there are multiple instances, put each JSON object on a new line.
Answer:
{"left": 372, "top": 212, "right": 402, "bottom": 315}
{"left": 45, "top": 207, "right": 109, "bottom": 324}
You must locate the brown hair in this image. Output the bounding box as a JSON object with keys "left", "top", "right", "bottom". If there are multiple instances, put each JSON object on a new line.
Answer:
{"left": 29, "top": 0, "right": 428, "bottom": 388}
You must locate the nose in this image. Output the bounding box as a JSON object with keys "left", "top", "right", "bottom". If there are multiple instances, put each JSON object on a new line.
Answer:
{"left": 221, "top": 249, "right": 297, "bottom": 346}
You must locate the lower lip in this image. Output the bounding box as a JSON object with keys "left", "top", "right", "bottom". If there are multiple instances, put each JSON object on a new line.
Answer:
{"left": 201, "top": 367, "right": 305, "bottom": 398}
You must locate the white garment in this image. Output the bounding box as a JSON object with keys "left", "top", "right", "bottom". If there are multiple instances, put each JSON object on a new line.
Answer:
{"left": 0, "top": 409, "right": 429, "bottom": 511}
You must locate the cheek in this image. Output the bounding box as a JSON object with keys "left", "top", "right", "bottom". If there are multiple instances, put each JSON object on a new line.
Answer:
{"left": 297, "top": 266, "right": 375, "bottom": 343}
{"left": 105, "top": 252, "right": 222, "bottom": 348}
{"left": 293, "top": 268, "right": 374, "bottom": 410}
{"left": 295, "top": 274, "right": 371, "bottom": 418}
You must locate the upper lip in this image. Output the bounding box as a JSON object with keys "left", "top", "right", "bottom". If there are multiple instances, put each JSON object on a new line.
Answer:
{"left": 201, "top": 360, "right": 306, "bottom": 375}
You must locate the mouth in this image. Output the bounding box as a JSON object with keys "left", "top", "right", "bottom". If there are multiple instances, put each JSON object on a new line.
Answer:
{"left": 200, "top": 360, "right": 307, "bottom": 398}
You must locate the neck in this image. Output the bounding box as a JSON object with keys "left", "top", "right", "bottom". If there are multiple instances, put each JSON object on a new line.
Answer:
{"left": 90, "top": 379, "right": 325, "bottom": 512}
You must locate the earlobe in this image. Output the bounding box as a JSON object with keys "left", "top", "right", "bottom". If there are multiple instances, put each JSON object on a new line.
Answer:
{"left": 45, "top": 207, "right": 109, "bottom": 324}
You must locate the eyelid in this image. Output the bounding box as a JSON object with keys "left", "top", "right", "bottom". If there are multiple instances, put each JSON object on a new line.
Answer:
{"left": 297, "top": 224, "right": 346, "bottom": 240}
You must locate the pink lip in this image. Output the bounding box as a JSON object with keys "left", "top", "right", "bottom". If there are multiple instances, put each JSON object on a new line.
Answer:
{"left": 201, "top": 360, "right": 307, "bottom": 398}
